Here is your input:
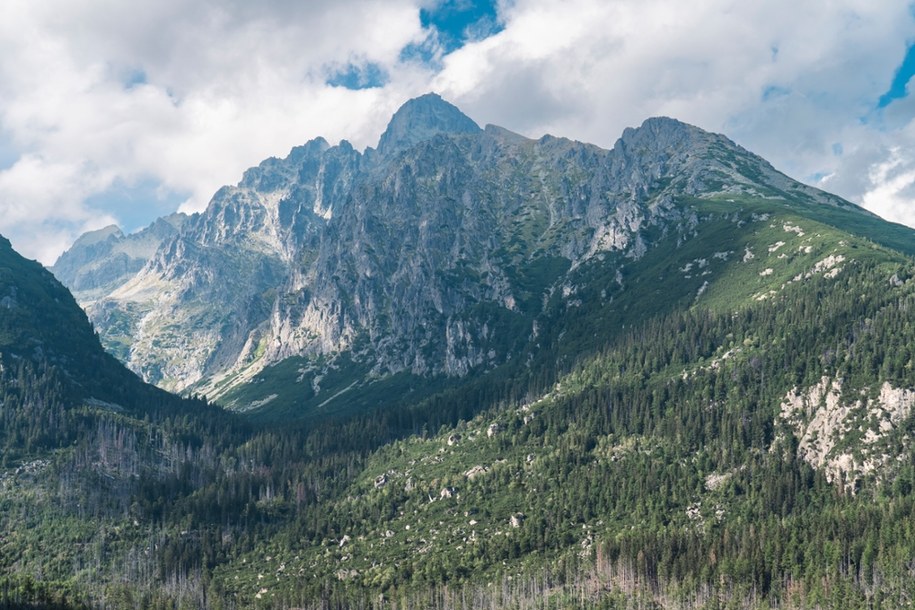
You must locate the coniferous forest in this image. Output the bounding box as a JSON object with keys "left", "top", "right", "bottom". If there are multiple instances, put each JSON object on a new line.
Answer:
{"left": 3, "top": 203, "right": 915, "bottom": 610}
{"left": 2, "top": 92, "right": 915, "bottom": 610}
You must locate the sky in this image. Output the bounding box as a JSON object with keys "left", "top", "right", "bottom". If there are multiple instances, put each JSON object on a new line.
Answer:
{"left": 1, "top": 0, "right": 915, "bottom": 264}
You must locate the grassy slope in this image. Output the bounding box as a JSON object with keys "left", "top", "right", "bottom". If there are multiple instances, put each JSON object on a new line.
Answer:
{"left": 207, "top": 195, "right": 915, "bottom": 605}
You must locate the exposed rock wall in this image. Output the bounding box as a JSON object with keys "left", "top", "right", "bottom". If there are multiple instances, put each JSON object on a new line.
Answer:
{"left": 779, "top": 377, "right": 915, "bottom": 490}
{"left": 54, "top": 94, "right": 862, "bottom": 399}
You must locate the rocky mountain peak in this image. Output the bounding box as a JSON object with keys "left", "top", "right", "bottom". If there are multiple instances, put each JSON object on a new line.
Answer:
{"left": 615, "top": 116, "right": 715, "bottom": 155}
{"left": 71, "top": 225, "right": 125, "bottom": 249}
{"left": 51, "top": 214, "right": 187, "bottom": 300}
{"left": 377, "top": 92, "right": 481, "bottom": 156}
{"left": 239, "top": 137, "right": 331, "bottom": 191}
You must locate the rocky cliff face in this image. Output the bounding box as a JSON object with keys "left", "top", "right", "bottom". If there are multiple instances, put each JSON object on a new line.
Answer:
{"left": 54, "top": 93, "right": 865, "bottom": 404}
{"left": 51, "top": 213, "right": 187, "bottom": 304}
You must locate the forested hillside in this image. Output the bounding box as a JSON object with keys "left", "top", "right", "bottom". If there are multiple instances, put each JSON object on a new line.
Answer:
{"left": 6, "top": 205, "right": 915, "bottom": 609}
{"left": 203, "top": 212, "right": 915, "bottom": 609}
{"left": 7, "top": 98, "right": 915, "bottom": 609}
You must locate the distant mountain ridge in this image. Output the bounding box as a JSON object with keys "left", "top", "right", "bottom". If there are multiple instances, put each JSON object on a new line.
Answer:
{"left": 52, "top": 212, "right": 187, "bottom": 302}
{"left": 52, "top": 93, "right": 912, "bottom": 418}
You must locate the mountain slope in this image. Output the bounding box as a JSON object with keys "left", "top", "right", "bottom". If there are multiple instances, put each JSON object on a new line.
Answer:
{"left": 8, "top": 218, "right": 915, "bottom": 608}
{"left": 204, "top": 244, "right": 915, "bottom": 609}
{"left": 0, "top": 234, "right": 155, "bottom": 406}
{"left": 0, "top": 234, "right": 248, "bottom": 608}
{"left": 9, "top": 93, "right": 915, "bottom": 609}
{"left": 54, "top": 95, "right": 914, "bottom": 422}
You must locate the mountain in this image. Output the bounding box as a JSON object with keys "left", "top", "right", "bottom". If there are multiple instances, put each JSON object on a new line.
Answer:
{"left": 0, "top": 233, "right": 250, "bottom": 608}
{"left": 377, "top": 92, "right": 482, "bottom": 155}
{"left": 51, "top": 212, "right": 187, "bottom": 304}
{"left": 7, "top": 95, "right": 915, "bottom": 608}
{"left": 0, "top": 233, "right": 154, "bottom": 403}
{"left": 55, "top": 94, "right": 915, "bottom": 422}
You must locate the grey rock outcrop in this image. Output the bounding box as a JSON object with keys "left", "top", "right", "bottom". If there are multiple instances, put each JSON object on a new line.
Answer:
{"left": 55, "top": 94, "right": 863, "bottom": 405}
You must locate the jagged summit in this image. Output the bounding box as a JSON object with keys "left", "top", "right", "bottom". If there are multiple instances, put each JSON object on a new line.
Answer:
{"left": 71, "top": 224, "right": 124, "bottom": 248}
{"left": 377, "top": 92, "right": 481, "bottom": 156}
{"left": 615, "top": 116, "right": 715, "bottom": 154}
{"left": 628, "top": 115, "right": 698, "bottom": 134}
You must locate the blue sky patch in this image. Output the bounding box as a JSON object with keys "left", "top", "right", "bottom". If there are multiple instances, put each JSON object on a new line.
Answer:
{"left": 401, "top": 0, "right": 504, "bottom": 65}
{"left": 400, "top": 36, "right": 440, "bottom": 65}
{"left": 326, "top": 62, "right": 388, "bottom": 90}
{"left": 421, "top": 0, "right": 503, "bottom": 53}
{"left": 0, "top": 135, "right": 19, "bottom": 171}
{"left": 762, "top": 85, "right": 790, "bottom": 101}
{"left": 122, "top": 67, "right": 148, "bottom": 90}
{"left": 86, "top": 178, "right": 189, "bottom": 233}
{"left": 878, "top": 43, "right": 915, "bottom": 108}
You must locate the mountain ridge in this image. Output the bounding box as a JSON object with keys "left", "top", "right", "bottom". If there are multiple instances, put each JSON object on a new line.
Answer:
{"left": 6, "top": 95, "right": 915, "bottom": 609}
{"left": 52, "top": 94, "right": 912, "bottom": 418}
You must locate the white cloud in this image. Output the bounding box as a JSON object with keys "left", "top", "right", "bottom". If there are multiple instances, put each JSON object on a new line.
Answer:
{"left": 860, "top": 139, "right": 915, "bottom": 227}
{"left": 0, "top": 0, "right": 914, "bottom": 264}
{"left": 0, "top": 155, "right": 118, "bottom": 263}
{"left": 437, "top": 1, "right": 911, "bottom": 143}
{"left": 0, "top": 0, "right": 432, "bottom": 263}
{"left": 434, "top": 0, "right": 915, "bottom": 226}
